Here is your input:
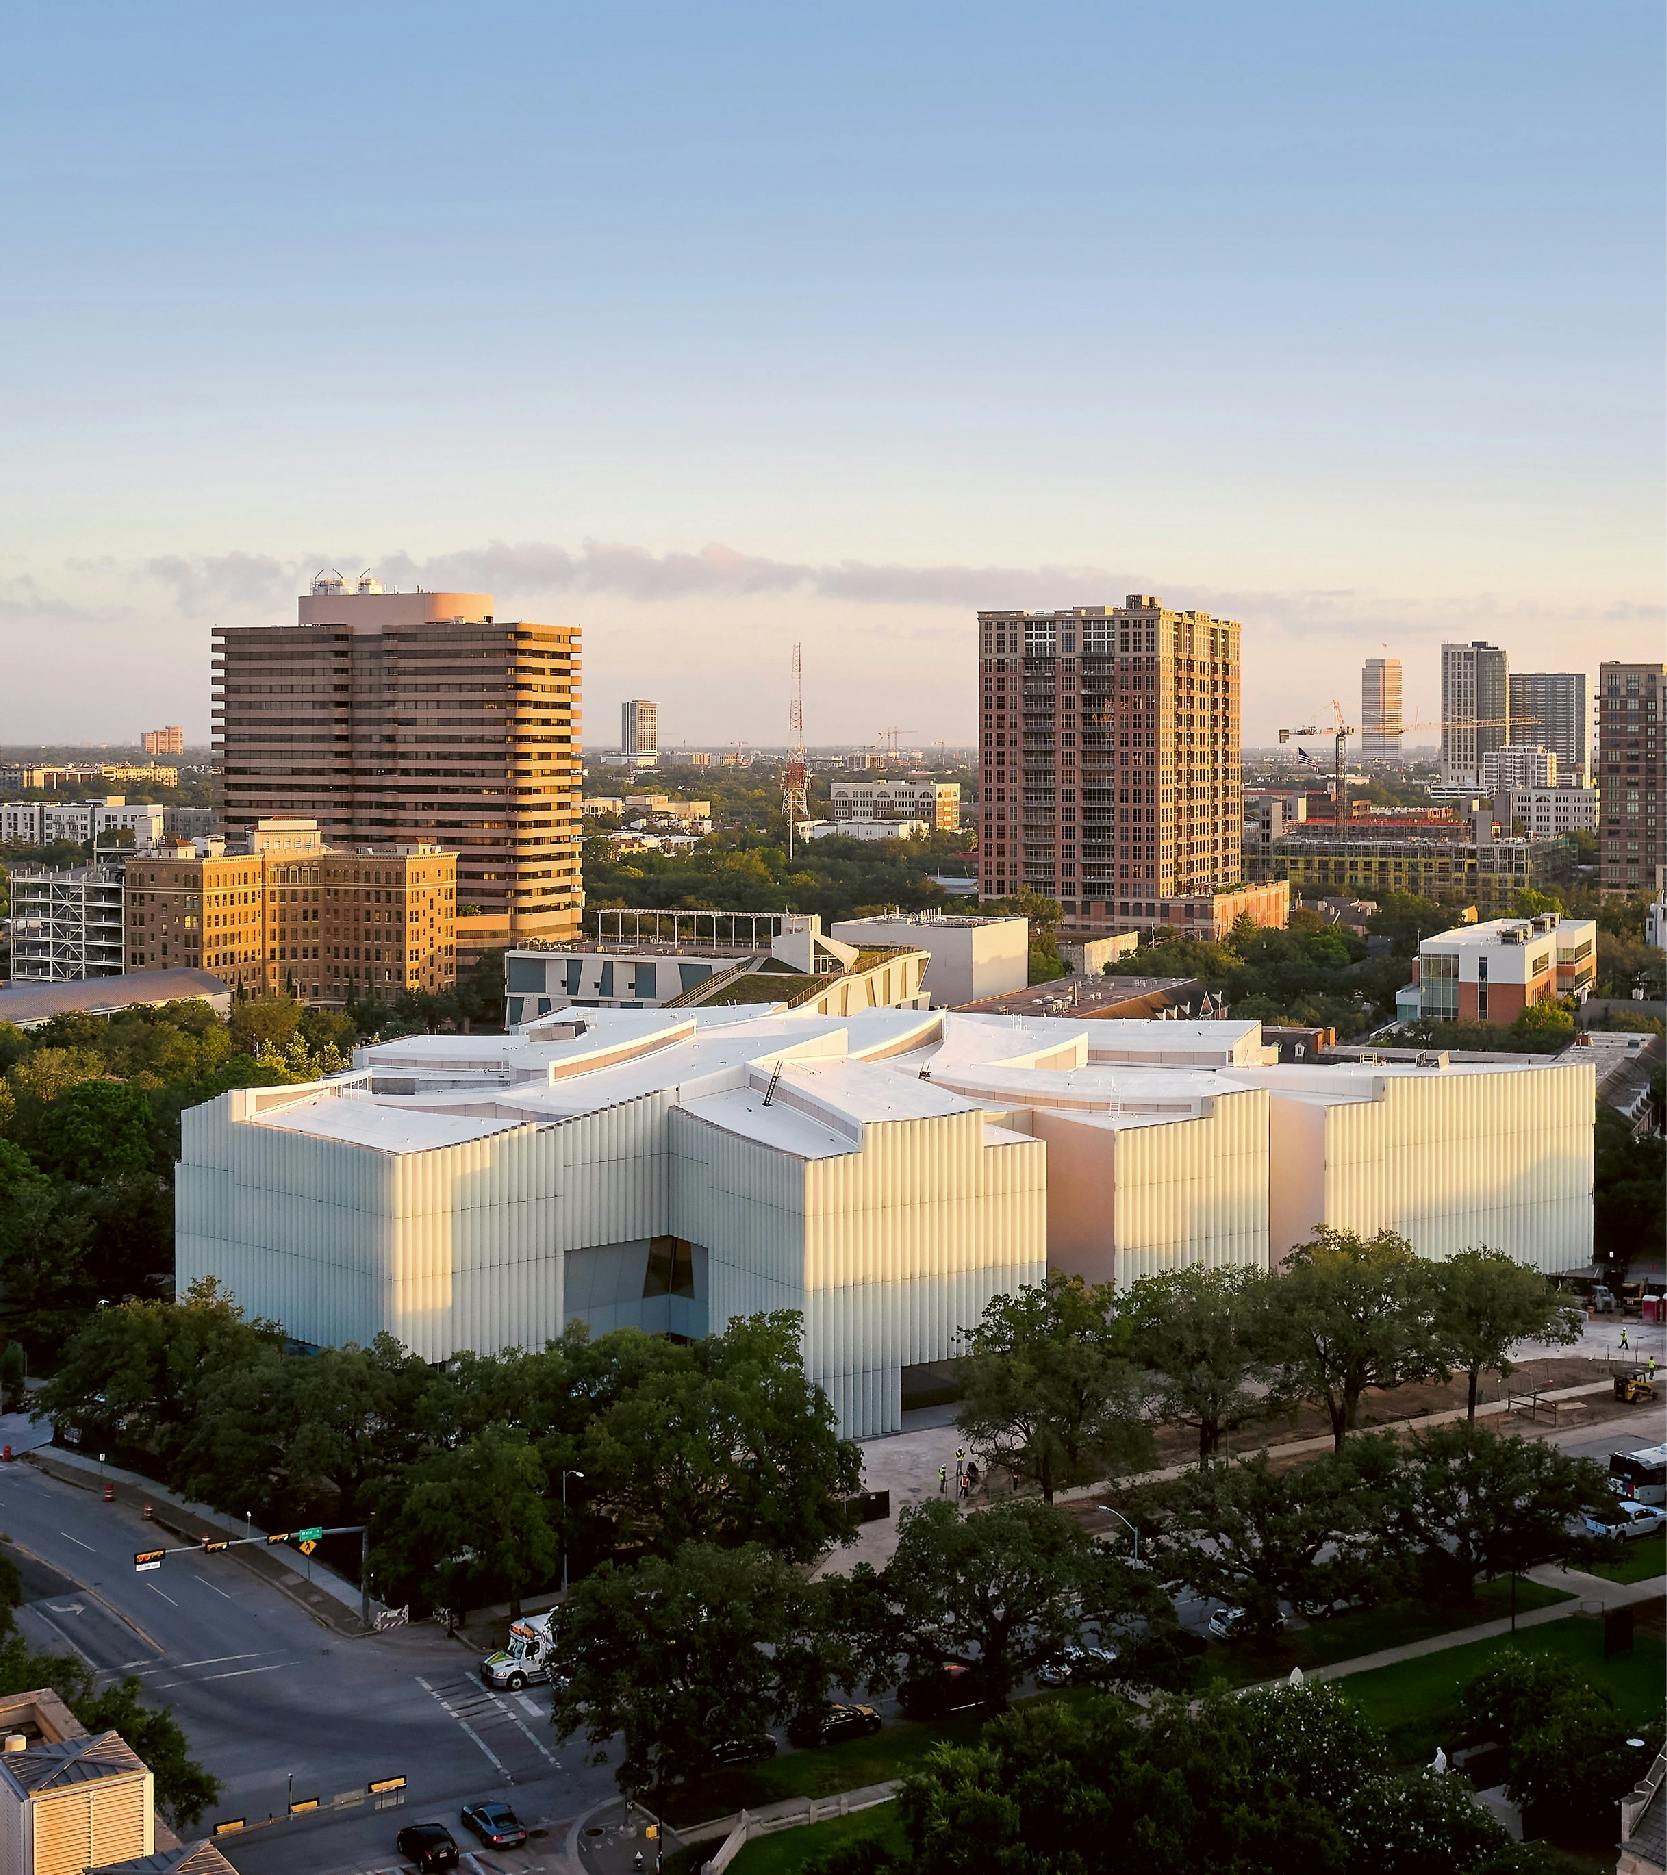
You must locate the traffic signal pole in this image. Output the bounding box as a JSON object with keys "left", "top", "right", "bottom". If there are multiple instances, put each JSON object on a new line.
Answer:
{"left": 133, "top": 1523, "right": 373, "bottom": 1630}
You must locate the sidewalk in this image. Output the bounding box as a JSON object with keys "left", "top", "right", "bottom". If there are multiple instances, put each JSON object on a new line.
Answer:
{"left": 818, "top": 1376, "right": 1629, "bottom": 1578}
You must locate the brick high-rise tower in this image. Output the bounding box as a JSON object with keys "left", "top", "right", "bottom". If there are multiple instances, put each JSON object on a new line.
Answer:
{"left": 1597, "top": 660, "right": 1666, "bottom": 895}
{"left": 215, "top": 575, "right": 582, "bottom": 950}
{"left": 979, "top": 597, "right": 1280, "bottom": 937}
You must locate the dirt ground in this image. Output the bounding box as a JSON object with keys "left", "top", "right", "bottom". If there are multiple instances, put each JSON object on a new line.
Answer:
{"left": 1132, "top": 1354, "right": 1614, "bottom": 1471}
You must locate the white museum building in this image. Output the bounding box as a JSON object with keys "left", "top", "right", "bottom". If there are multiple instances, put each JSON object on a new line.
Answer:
{"left": 176, "top": 1006, "right": 1595, "bottom": 1438}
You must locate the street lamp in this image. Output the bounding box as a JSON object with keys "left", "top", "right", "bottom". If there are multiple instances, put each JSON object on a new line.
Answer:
{"left": 1100, "top": 1508, "right": 1141, "bottom": 1565}
{"left": 560, "top": 1470, "right": 584, "bottom": 1597}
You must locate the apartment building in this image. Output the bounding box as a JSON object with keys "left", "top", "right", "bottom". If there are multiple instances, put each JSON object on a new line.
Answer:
{"left": 829, "top": 779, "right": 961, "bottom": 831}
{"left": 1508, "top": 671, "right": 1589, "bottom": 786}
{"left": 1360, "top": 657, "right": 1403, "bottom": 759}
{"left": 1482, "top": 745, "right": 1556, "bottom": 791}
{"left": 215, "top": 576, "right": 581, "bottom": 951}
{"left": 140, "top": 725, "right": 185, "bottom": 757}
{"left": 124, "top": 820, "right": 456, "bottom": 1005}
{"left": 620, "top": 698, "right": 659, "bottom": 762}
{"left": 1501, "top": 785, "right": 1598, "bottom": 842}
{"left": 1598, "top": 662, "right": 1666, "bottom": 894}
{"left": 979, "top": 598, "right": 1270, "bottom": 932}
{"left": 1441, "top": 641, "right": 1510, "bottom": 787}
{"left": 1411, "top": 913, "right": 1596, "bottom": 1025}
{"left": 0, "top": 800, "right": 165, "bottom": 851}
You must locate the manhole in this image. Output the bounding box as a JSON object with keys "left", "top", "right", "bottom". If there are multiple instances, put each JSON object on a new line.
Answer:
{"left": 584, "top": 1826, "right": 605, "bottom": 1838}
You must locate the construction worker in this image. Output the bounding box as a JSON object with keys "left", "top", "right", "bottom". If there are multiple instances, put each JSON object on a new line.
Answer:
{"left": 1649, "top": 1354, "right": 1657, "bottom": 1382}
{"left": 1621, "top": 1325, "right": 1631, "bottom": 1353}
{"left": 938, "top": 1465, "right": 947, "bottom": 1494}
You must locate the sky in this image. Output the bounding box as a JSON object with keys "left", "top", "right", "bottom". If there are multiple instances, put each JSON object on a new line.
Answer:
{"left": 1, "top": 2, "right": 1661, "bottom": 749}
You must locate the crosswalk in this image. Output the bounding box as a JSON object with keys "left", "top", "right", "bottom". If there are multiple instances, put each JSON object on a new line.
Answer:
{"left": 414, "top": 1673, "right": 562, "bottom": 1785}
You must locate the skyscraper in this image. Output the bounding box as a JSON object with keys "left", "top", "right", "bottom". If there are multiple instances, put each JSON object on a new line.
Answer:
{"left": 620, "top": 698, "right": 659, "bottom": 763}
{"left": 1597, "top": 661, "right": 1666, "bottom": 894}
{"left": 1440, "top": 641, "right": 1510, "bottom": 788}
{"left": 979, "top": 597, "right": 1285, "bottom": 936}
{"left": 1361, "top": 658, "right": 1403, "bottom": 760}
{"left": 1508, "top": 671, "right": 1589, "bottom": 786}
{"left": 215, "top": 576, "right": 582, "bottom": 950}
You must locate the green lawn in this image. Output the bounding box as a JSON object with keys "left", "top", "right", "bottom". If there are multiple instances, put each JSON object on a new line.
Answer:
{"left": 1584, "top": 1532, "right": 1666, "bottom": 1585}
{"left": 662, "top": 1712, "right": 986, "bottom": 1827}
{"left": 726, "top": 1805, "right": 905, "bottom": 1875}
{"left": 1340, "top": 1616, "right": 1667, "bottom": 1765}
{"left": 1195, "top": 1577, "right": 1574, "bottom": 1688}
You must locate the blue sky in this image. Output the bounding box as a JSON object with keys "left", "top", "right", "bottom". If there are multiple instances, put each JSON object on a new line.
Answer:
{"left": 2, "top": 1, "right": 1661, "bottom": 745}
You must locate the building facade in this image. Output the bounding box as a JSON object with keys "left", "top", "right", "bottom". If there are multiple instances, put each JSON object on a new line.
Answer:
{"left": 829, "top": 779, "right": 961, "bottom": 830}
{"left": 9, "top": 866, "right": 125, "bottom": 981}
{"left": 176, "top": 1006, "right": 1595, "bottom": 1440}
{"left": 215, "top": 577, "right": 581, "bottom": 950}
{"left": 140, "top": 725, "right": 185, "bottom": 757}
{"left": 1441, "top": 641, "right": 1510, "bottom": 787}
{"left": 1412, "top": 913, "right": 1597, "bottom": 1025}
{"left": 1508, "top": 671, "right": 1589, "bottom": 787}
{"left": 828, "top": 911, "right": 1029, "bottom": 1007}
{"left": 1482, "top": 745, "right": 1556, "bottom": 791}
{"left": 124, "top": 821, "right": 456, "bottom": 1005}
{"left": 979, "top": 598, "right": 1257, "bottom": 932}
{"left": 620, "top": 698, "right": 659, "bottom": 761}
{"left": 1266, "top": 828, "right": 1552, "bottom": 908}
{"left": 1361, "top": 657, "right": 1403, "bottom": 759}
{"left": 1501, "top": 785, "right": 1598, "bottom": 842}
{"left": 1598, "top": 662, "right": 1666, "bottom": 895}
{"left": 0, "top": 800, "right": 165, "bottom": 851}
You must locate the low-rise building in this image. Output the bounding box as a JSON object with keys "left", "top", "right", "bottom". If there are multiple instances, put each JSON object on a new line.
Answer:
{"left": 829, "top": 780, "right": 961, "bottom": 831}
{"left": 0, "top": 800, "right": 166, "bottom": 852}
{"left": 9, "top": 866, "right": 125, "bottom": 981}
{"left": 829, "top": 911, "right": 1029, "bottom": 1007}
{"left": 177, "top": 1006, "right": 1594, "bottom": 1439}
{"left": 1266, "top": 826, "right": 1559, "bottom": 909}
{"left": 1482, "top": 745, "right": 1557, "bottom": 790}
{"left": 504, "top": 911, "right": 929, "bottom": 1022}
{"left": 0, "top": 970, "right": 231, "bottom": 1030}
{"left": 1499, "top": 785, "right": 1599, "bottom": 842}
{"left": 802, "top": 819, "right": 930, "bottom": 843}
{"left": 124, "top": 820, "right": 456, "bottom": 1006}
{"left": 1411, "top": 913, "right": 1597, "bottom": 1025}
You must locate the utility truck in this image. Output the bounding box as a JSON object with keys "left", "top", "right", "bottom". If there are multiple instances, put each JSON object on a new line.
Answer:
{"left": 480, "top": 1611, "right": 561, "bottom": 1691}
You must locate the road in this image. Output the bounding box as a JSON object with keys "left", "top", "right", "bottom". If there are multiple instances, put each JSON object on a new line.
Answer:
{"left": 0, "top": 1456, "right": 619, "bottom": 1874}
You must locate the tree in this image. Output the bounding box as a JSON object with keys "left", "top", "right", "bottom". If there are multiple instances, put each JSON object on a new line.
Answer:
{"left": 373, "top": 1422, "right": 557, "bottom": 1617}
{"left": 582, "top": 1313, "right": 860, "bottom": 1561}
{"left": 1119, "top": 1265, "right": 1281, "bottom": 1462}
{"left": 1429, "top": 1249, "right": 1584, "bottom": 1422}
{"left": 26, "top": 1077, "right": 159, "bottom": 1183}
{"left": 550, "top": 1542, "right": 812, "bottom": 1798}
{"left": 880, "top": 1498, "right": 1119, "bottom": 1714}
{"left": 956, "top": 1275, "right": 1151, "bottom": 1503}
{"left": 0, "top": 1141, "right": 94, "bottom": 1348}
{"left": 283, "top": 1335, "right": 448, "bottom": 1521}
{"left": 1270, "top": 1228, "right": 1443, "bottom": 1449}
{"left": 1137, "top": 1435, "right": 1404, "bottom": 1636}
{"left": 1392, "top": 1423, "right": 1611, "bottom": 1604}
{"left": 1458, "top": 1649, "right": 1651, "bottom": 1834}
{"left": 227, "top": 994, "right": 305, "bottom": 1058}
{"left": 31, "top": 1279, "right": 283, "bottom": 1478}
{"left": 1340, "top": 1770, "right": 1523, "bottom": 1875}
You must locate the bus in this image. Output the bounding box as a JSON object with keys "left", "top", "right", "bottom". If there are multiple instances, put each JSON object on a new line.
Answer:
{"left": 1608, "top": 1444, "right": 1667, "bottom": 1505}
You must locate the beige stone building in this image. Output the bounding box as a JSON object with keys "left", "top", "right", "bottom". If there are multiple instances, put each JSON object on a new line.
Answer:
{"left": 124, "top": 820, "right": 455, "bottom": 1005}
{"left": 214, "top": 576, "right": 581, "bottom": 950}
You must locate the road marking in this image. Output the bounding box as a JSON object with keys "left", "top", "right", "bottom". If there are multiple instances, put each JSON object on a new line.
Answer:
{"left": 201, "top": 1662, "right": 290, "bottom": 1682}
{"left": 31, "top": 1609, "right": 96, "bottom": 1667}
{"left": 59, "top": 1531, "right": 95, "bottom": 1552}
{"left": 45, "top": 1602, "right": 86, "bottom": 1616}
{"left": 148, "top": 1584, "right": 179, "bottom": 1609}
{"left": 173, "top": 1653, "right": 260, "bottom": 1669}
{"left": 515, "top": 1693, "right": 542, "bottom": 1717}
{"left": 189, "top": 1574, "right": 237, "bottom": 1602}
{"left": 414, "top": 1675, "right": 514, "bottom": 1781}
{"left": 120, "top": 1658, "right": 149, "bottom": 1669}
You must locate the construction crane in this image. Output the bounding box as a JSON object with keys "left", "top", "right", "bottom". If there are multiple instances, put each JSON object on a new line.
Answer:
{"left": 1278, "top": 699, "right": 1357, "bottom": 821}
{"left": 784, "top": 643, "right": 809, "bottom": 859}
{"left": 876, "top": 725, "right": 915, "bottom": 759}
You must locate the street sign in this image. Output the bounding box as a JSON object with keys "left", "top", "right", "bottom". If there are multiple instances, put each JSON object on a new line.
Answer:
{"left": 289, "top": 1797, "right": 319, "bottom": 1815}
{"left": 296, "top": 1526, "right": 324, "bottom": 1543}
{"left": 298, "top": 1540, "right": 318, "bottom": 1557}
{"left": 134, "top": 1549, "right": 165, "bottom": 1573}
{"left": 368, "top": 1776, "right": 406, "bottom": 1795}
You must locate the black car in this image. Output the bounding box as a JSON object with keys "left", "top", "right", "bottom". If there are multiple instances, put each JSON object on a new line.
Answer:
{"left": 896, "top": 1661, "right": 993, "bottom": 1720}
{"left": 707, "top": 1733, "right": 779, "bottom": 1770}
{"left": 787, "top": 1701, "right": 883, "bottom": 1748}
{"left": 460, "top": 1799, "right": 527, "bottom": 1849}
{"left": 396, "top": 1823, "right": 460, "bottom": 1871}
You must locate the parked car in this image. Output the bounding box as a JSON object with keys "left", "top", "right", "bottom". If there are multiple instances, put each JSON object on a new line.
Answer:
{"left": 1207, "top": 1605, "right": 1286, "bottom": 1641}
{"left": 396, "top": 1823, "right": 460, "bottom": 1871}
{"left": 707, "top": 1733, "right": 778, "bottom": 1769}
{"left": 787, "top": 1702, "right": 883, "bottom": 1748}
{"left": 1585, "top": 1501, "right": 1667, "bottom": 1541}
{"left": 1036, "top": 1642, "right": 1119, "bottom": 1687}
{"left": 460, "top": 1800, "right": 526, "bottom": 1850}
{"left": 896, "top": 1661, "right": 997, "bottom": 1720}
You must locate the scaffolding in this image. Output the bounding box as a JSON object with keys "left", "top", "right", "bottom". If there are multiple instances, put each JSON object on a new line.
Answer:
{"left": 10, "top": 865, "right": 126, "bottom": 982}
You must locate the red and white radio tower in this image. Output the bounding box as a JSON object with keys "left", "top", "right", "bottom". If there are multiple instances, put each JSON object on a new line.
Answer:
{"left": 784, "top": 642, "right": 809, "bottom": 858}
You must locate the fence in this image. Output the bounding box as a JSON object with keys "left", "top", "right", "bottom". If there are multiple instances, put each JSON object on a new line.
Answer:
{"left": 702, "top": 1784, "right": 898, "bottom": 1874}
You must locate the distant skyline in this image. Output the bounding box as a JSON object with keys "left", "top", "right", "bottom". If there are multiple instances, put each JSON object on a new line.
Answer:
{"left": 2, "top": 4, "right": 1661, "bottom": 746}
